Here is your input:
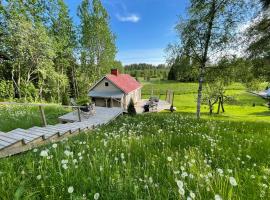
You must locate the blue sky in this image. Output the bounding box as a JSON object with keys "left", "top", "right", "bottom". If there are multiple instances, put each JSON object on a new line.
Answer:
{"left": 64, "top": 0, "right": 188, "bottom": 65}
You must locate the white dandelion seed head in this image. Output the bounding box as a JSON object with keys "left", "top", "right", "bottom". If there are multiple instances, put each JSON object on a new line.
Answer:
{"left": 52, "top": 143, "right": 57, "bottom": 148}
{"left": 68, "top": 186, "right": 74, "bottom": 193}
{"left": 167, "top": 157, "right": 172, "bottom": 162}
{"left": 36, "top": 175, "right": 42, "bottom": 180}
{"left": 229, "top": 177, "right": 237, "bottom": 186}
{"left": 178, "top": 187, "right": 185, "bottom": 196}
{"left": 40, "top": 150, "right": 48, "bottom": 157}
{"left": 190, "top": 191, "right": 195, "bottom": 199}
{"left": 94, "top": 192, "right": 100, "bottom": 200}
{"left": 214, "top": 194, "right": 222, "bottom": 200}
{"left": 176, "top": 180, "right": 184, "bottom": 189}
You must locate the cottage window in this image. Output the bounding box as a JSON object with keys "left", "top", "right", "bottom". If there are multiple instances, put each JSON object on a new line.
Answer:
{"left": 105, "top": 82, "right": 109, "bottom": 87}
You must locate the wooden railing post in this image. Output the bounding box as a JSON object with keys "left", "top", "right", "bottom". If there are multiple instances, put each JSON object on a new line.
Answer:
{"left": 39, "top": 105, "right": 47, "bottom": 127}
{"left": 77, "top": 107, "right": 81, "bottom": 122}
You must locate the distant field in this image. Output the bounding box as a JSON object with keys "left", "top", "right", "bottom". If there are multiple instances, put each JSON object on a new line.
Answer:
{"left": 141, "top": 80, "right": 270, "bottom": 123}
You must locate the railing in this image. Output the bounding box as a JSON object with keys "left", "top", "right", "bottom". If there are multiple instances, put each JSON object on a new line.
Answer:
{"left": 0, "top": 102, "right": 90, "bottom": 126}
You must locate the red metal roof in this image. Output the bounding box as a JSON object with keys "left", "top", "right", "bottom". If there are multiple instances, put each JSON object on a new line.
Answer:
{"left": 106, "top": 74, "right": 141, "bottom": 94}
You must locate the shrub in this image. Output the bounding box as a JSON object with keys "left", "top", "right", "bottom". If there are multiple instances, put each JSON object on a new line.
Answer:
{"left": 127, "top": 98, "right": 136, "bottom": 115}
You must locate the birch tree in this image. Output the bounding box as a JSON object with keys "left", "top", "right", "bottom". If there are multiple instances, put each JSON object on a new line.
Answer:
{"left": 174, "top": 0, "right": 247, "bottom": 119}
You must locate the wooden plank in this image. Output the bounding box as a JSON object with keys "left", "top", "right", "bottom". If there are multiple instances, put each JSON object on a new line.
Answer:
{"left": 0, "top": 133, "right": 21, "bottom": 143}
{"left": 44, "top": 126, "right": 71, "bottom": 135}
{"left": 39, "top": 106, "right": 47, "bottom": 127}
{"left": 28, "top": 127, "right": 60, "bottom": 139}
{"left": 0, "top": 140, "right": 10, "bottom": 147}
{"left": 9, "top": 130, "right": 40, "bottom": 140}
{"left": 14, "top": 128, "right": 45, "bottom": 139}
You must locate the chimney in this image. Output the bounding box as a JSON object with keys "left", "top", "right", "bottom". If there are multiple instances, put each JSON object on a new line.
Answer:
{"left": 111, "top": 69, "right": 119, "bottom": 76}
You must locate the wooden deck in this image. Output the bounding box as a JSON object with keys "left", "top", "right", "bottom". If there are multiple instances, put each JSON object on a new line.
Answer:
{"left": 135, "top": 99, "right": 171, "bottom": 113}
{"left": 59, "top": 107, "right": 123, "bottom": 123}
{"left": 0, "top": 101, "right": 170, "bottom": 158}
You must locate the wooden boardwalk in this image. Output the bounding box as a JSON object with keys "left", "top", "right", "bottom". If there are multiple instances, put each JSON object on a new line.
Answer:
{"left": 0, "top": 107, "right": 123, "bottom": 158}
{"left": 0, "top": 101, "right": 171, "bottom": 158}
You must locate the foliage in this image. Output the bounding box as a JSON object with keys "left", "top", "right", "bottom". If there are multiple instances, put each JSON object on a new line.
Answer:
{"left": 0, "top": 113, "right": 270, "bottom": 199}
{"left": 168, "top": 56, "right": 198, "bottom": 82}
{"left": 127, "top": 98, "right": 137, "bottom": 115}
{"left": 124, "top": 63, "right": 169, "bottom": 81}
{"left": 78, "top": 0, "right": 117, "bottom": 83}
{"left": 0, "top": 0, "right": 117, "bottom": 103}
{"left": 0, "top": 80, "right": 14, "bottom": 99}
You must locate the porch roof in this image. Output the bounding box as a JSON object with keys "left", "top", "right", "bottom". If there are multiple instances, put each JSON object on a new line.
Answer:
{"left": 88, "top": 91, "right": 124, "bottom": 99}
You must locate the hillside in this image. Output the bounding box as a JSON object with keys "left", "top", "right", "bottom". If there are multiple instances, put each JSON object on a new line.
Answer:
{"left": 0, "top": 113, "right": 270, "bottom": 199}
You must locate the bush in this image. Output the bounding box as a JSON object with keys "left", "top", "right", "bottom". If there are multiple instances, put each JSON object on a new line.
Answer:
{"left": 61, "top": 94, "right": 70, "bottom": 105}
{"left": 127, "top": 98, "right": 136, "bottom": 115}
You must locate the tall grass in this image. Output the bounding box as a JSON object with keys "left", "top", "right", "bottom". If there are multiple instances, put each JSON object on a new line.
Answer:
{"left": 0, "top": 105, "right": 71, "bottom": 132}
{"left": 0, "top": 113, "right": 269, "bottom": 199}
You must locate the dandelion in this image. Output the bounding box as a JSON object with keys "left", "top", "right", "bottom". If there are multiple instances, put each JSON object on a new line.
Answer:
{"left": 61, "top": 160, "right": 68, "bottom": 164}
{"left": 52, "top": 143, "right": 57, "bottom": 148}
{"left": 217, "top": 168, "right": 223, "bottom": 175}
{"left": 62, "top": 164, "right": 68, "bottom": 170}
{"left": 178, "top": 187, "right": 185, "bottom": 196}
{"left": 214, "top": 194, "right": 222, "bottom": 200}
{"left": 176, "top": 180, "right": 184, "bottom": 188}
{"left": 229, "top": 177, "right": 237, "bottom": 186}
{"left": 189, "top": 191, "right": 195, "bottom": 199}
{"left": 68, "top": 186, "right": 74, "bottom": 193}
{"left": 181, "top": 172, "right": 188, "bottom": 178}
{"left": 121, "top": 153, "right": 125, "bottom": 159}
{"left": 40, "top": 150, "right": 48, "bottom": 157}
{"left": 167, "top": 157, "right": 173, "bottom": 162}
{"left": 94, "top": 193, "right": 100, "bottom": 200}
{"left": 36, "top": 175, "right": 42, "bottom": 180}
{"left": 33, "top": 148, "right": 38, "bottom": 153}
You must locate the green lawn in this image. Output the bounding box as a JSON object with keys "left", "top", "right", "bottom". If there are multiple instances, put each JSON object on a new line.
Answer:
{"left": 0, "top": 104, "right": 71, "bottom": 132}
{"left": 141, "top": 80, "right": 270, "bottom": 123}
{"left": 0, "top": 113, "right": 269, "bottom": 199}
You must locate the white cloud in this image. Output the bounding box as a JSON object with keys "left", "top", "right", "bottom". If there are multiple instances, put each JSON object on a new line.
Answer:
{"left": 116, "top": 14, "right": 140, "bottom": 23}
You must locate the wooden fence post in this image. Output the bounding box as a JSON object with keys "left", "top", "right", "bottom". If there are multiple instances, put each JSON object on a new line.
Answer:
{"left": 39, "top": 105, "right": 47, "bottom": 127}
{"left": 77, "top": 107, "right": 81, "bottom": 122}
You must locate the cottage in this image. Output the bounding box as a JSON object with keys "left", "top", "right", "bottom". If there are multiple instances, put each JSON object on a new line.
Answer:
{"left": 88, "top": 69, "right": 142, "bottom": 110}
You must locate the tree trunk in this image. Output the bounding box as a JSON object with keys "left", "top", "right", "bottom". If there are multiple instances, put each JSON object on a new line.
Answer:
{"left": 196, "top": 66, "right": 205, "bottom": 119}
{"left": 196, "top": 0, "right": 217, "bottom": 119}
{"left": 217, "top": 96, "right": 221, "bottom": 114}
{"left": 209, "top": 99, "right": 213, "bottom": 115}
{"left": 221, "top": 96, "right": 225, "bottom": 112}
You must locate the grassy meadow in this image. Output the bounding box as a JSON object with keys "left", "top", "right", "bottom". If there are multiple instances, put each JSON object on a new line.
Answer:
{"left": 0, "top": 114, "right": 270, "bottom": 199}
{"left": 142, "top": 80, "right": 269, "bottom": 122}
{"left": 0, "top": 80, "right": 269, "bottom": 199}
{"left": 0, "top": 104, "right": 70, "bottom": 132}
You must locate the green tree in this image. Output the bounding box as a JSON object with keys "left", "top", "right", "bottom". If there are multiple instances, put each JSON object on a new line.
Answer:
{"left": 78, "top": 0, "right": 117, "bottom": 83}
{"left": 51, "top": 0, "right": 77, "bottom": 101}
{"left": 173, "top": 0, "right": 248, "bottom": 119}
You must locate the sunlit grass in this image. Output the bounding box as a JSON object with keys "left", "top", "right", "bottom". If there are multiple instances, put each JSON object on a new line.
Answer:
{"left": 0, "top": 113, "right": 269, "bottom": 199}
{"left": 0, "top": 104, "right": 71, "bottom": 132}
